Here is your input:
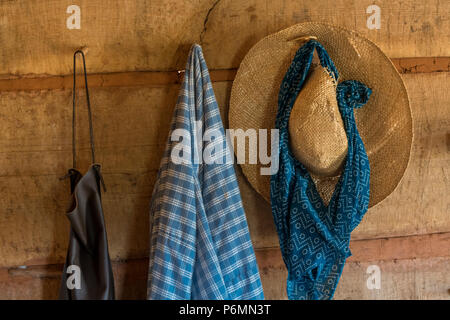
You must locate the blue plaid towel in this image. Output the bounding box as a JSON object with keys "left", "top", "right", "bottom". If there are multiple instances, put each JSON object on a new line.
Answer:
{"left": 147, "top": 44, "right": 264, "bottom": 300}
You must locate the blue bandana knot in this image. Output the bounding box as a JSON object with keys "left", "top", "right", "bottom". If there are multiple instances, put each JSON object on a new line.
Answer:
{"left": 337, "top": 80, "right": 372, "bottom": 111}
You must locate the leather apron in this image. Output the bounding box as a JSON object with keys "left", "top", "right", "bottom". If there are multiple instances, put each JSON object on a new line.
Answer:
{"left": 59, "top": 50, "right": 115, "bottom": 300}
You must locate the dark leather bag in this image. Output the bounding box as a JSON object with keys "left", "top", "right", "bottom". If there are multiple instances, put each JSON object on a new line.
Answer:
{"left": 59, "top": 50, "right": 115, "bottom": 300}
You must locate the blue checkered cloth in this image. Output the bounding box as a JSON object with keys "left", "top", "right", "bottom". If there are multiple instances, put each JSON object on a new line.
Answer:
{"left": 147, "top": 45, "right": 264, "bottom": 300}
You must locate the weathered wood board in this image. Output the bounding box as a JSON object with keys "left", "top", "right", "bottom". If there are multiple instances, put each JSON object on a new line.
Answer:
{"left": 252, "top": 233, "right": 450, "bottom": 299}
{"left": 259, "top": 254, "right": 450, "bottom": 300}
{"left": 0, "top": 0, "right": 449, "bottom": 77}
{"left": 0, "top": 0, "right": 448, "bottom": 301}
{"left": 2, "top": 232, "right": 449, "bottom": 299}
{"left": 0, "top": 72, "right": 448, "bottom": 267}
{"left": 0, "top": 258, "right": 149, "bottom": 300}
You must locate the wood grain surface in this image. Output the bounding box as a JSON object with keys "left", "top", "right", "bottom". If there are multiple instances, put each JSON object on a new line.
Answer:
{"left": 0, "top": 57, "right": 448, "bottom": 92}
{"left": 2, "top": 232, "right": 449, "bottom": 299}
{"left": 0, "top": 0, "right": 449, "bottom": 77}
{"left": 0, "top": 72, "right": 448, "bottom": 268}
{"left": 0, "top": 0, "right": 448, "bottom": 300}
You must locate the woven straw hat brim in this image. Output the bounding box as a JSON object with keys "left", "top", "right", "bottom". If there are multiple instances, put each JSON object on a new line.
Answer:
{"left": 229, "top": 22, "right": 412, "bottom": 208}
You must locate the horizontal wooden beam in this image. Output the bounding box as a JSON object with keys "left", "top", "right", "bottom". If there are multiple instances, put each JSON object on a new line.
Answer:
{"left": 7, "top": 231, "right": 450, "bottom": 270}
{"left": 394, "top": 57, "right": 450, "bottom": 74}
{"left": 0, "top": 69, "right": 237, "bottom": 91}
{"left": 255, "top": 231, "right": 450, "bottom": 269}
{"left": 0, "top": 57, "right": 447, "bottom": 92}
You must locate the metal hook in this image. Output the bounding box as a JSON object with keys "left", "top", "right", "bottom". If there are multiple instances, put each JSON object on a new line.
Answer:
{"left": 75, "top": 46, "right": 89, "bottom": 56}
{"left": 176, "top": 69, "right": 185, "bottom": 83}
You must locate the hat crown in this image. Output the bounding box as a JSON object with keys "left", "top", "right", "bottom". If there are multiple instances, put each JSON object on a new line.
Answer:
{"left": 289, "top": 65, "right": 348, "bottom": 176}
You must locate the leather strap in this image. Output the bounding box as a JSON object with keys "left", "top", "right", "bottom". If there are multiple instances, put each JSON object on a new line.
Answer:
{"left": 61, "top": 51, "right": 106, "bottom": 191}
{"left": 72, "top": 50, "right": 96, "bottom": 168}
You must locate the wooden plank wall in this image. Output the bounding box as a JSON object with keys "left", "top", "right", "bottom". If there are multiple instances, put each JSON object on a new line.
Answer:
{"left": 0, "top": 0, "right": 449, "bottom": 299}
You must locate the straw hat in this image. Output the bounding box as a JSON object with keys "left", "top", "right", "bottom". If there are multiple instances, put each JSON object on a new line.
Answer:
{"left": 229, "top": 23, "right": 412, "bottom": 208}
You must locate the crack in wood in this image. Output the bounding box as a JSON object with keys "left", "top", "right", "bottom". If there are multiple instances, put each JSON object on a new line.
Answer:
{"left": 199, "top": 0, "right": 221, "bottom": 45}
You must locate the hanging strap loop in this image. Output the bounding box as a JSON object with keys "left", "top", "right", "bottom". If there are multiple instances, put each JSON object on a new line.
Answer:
{"left": 61, "top": 50, "right": 106, "bottom": 192}
{"left": 72, "top": 50, "right": 96, "bottom": 168}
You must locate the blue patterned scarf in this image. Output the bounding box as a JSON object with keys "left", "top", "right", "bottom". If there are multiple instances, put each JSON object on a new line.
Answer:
{"left": 270, "top": 40, "right": 372, "bottom": 300}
